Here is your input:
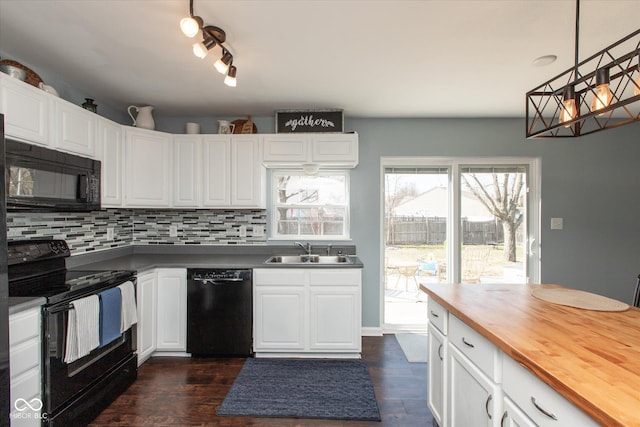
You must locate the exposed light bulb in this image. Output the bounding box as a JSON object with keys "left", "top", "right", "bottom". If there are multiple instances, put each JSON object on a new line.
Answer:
{"left": 590, "top": 68, "right": 613, "bottom": 114}
{"left": 560, "top": 99, "right": 577, "bottom": 127}
{"left": 214, "top": 52, "right": 232, "bottom": 74}
{"left": 180, "top": 17, "right": 200, "bottom": 38}
{"left": 224, "top": 66, "right": 237, "bottom": 87}
{"left": 590, "top": 84, "right": 613, "bottom": 113}
{"left": 559, "top": 86, "right": 577, "bottom": 127}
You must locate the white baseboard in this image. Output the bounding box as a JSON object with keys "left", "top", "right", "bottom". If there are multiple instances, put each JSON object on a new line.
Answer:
{"left": 361, "top": 326, "right": 383, "bottom": 336}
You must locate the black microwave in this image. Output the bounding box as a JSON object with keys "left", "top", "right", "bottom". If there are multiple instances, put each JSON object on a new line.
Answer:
{"left": 5, "top": 139, "right": 101, "bottom": 212}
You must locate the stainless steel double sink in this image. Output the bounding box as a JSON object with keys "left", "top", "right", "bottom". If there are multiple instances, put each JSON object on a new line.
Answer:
{"left": 264, "top": 254, "right": 353, "bottom": 265}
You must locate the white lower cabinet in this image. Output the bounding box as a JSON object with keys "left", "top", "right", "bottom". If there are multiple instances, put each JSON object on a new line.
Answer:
{"left": 253, "top": 268, "right": 361, "bottom": 357}
{"left": 136, "top": 270, "right": 157, "bottom": 365}
{"left": 428, "top": 323, "right": 446, "bottom": 427}
{"left": 501, "top": 396, "right": 536, "bottom": 427}
{"left": 9, "top": 306, "right": 42, "bottom": 427}
{"left": 427, "top": 306, "right": 599, "bottom": 427}
{"left": 155, "top": 268, "right": 187, "bottom": 352}
{"left": 502, "top": 356, "right": 598, "bottom": 427}
{"left": 448, "top": 344, "right": 501, "bottom": 427}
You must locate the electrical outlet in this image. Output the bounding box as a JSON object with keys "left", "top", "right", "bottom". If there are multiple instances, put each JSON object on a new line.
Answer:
{"left": 253, "top": 225, "right": 265, "bottom": 236}
{"left": 239, "top": 225, "right": 247, "bottom": 237}
{"left": 106, "top": 227, "right": 114, "bottom": 240}
{"left": 550, "top": 217, "right": 563, "bottom": 230}
{"left": 169, "top": 225, "right": 178, "bottom": 237}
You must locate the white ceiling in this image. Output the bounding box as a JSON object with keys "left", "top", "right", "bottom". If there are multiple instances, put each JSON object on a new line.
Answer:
{"left": 0, "top": 0, "right": 638, "bottom": 118}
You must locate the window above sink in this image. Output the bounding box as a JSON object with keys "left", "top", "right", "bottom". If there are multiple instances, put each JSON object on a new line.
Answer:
{"left": 270, "top": 170, "right": 350, "bottom": 241}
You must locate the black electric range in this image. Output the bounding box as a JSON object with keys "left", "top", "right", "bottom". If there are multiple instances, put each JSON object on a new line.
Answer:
{"left": 8, "top": 239, "right": 135, "bottom": 304}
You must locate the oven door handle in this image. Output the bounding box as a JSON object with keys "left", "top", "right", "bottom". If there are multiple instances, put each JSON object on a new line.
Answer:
{"left": 193, "top": 278, "right": 245, "bottom": 285}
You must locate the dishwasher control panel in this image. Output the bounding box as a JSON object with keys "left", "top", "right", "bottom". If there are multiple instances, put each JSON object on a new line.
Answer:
{"left": 189, "top": 268, "right": 252, "bottom": 282}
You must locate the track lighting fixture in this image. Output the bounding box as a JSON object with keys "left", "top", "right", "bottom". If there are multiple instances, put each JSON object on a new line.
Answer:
{"left": 180, "top": 0, "right": 238, "bottom": 87}
{"left": 526, "top": 0, "right": 640, "bottom": 138}
{"left": 214, "top": 51, "right": 233, "bottom": 75}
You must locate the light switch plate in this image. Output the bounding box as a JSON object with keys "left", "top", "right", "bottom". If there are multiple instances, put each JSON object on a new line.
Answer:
{"left": 253, "top": 225, "right": 265, "bottom": 236}
{"left": 106, "top": 227, "right": 114, "bottom": 240}
{"left": 550, "top": 217, "right": 563, "bottom": 230}
{"left": 239, "top": 225, "right": 247, "bottom": 237}
{"left": 169, "top": 225, "right": 178, "bottom": 237}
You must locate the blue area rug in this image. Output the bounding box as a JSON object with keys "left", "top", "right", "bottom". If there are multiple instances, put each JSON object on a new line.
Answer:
{"left": 216, "top": 358, "right": 381, "bottom": 421}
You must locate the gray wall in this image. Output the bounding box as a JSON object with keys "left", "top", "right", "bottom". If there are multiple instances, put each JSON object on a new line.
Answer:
{"left": 345, "top": 117, "right": 640, "bottom": 327}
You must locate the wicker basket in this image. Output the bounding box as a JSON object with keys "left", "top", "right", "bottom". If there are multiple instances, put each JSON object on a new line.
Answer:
{"left": 0, "top": 59, "right": 43, "bottom": 87}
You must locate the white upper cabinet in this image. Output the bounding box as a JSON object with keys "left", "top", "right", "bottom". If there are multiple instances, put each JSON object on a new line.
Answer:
{"left": 173, "top": 135, "right": 203, "bottom": 207}
{"left": 175, "top": 134, "right": 265, "bottom": 208}
{"left": 51, "top": 97, "right": 97, "bottom": 157}
{"left": 0, "top": 73, "right": 50, "bottom": 145}
{"left": 97, "top": 117, "right": 124, "bottom": 207}
{"left": 231, "top": 135, "right": 266, "bottom": 208}
{"left": 262, "top": 133, "right": 358, "bottom": 168}
{"left": 202, "top": 135, "right": 231, "bottom": 206}
{"left": 124, "top": 127, "right": 172, "bottom": 207}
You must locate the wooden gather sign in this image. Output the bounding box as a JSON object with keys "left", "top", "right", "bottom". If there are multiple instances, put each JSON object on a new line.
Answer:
{"left": 276, "top": 109, "right": 344, "bottom": 133}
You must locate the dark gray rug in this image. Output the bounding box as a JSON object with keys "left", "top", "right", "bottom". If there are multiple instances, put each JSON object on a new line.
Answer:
{"left": 216, "top": 358, "right": 381, "bottom": 421}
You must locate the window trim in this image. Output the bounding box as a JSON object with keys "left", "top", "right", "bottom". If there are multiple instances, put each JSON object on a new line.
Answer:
{"left": 269, "top": 169, "right": 351, "bottom": 241}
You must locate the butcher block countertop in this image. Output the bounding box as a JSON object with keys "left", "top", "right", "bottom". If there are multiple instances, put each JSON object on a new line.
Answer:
{"left": 421, "top": 282, "right": 640, "bottom": 427}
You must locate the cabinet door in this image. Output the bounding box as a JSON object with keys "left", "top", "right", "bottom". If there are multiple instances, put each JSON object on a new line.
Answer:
{"left": 155, "top": 269, "right": 187, "bottom": 351}
{"left": 262, "top": 134, "right": 308, "bottom": 163}
{"left": 0, "top": 73, "right": 50, "bottom": 145}
{"left": 137, "top": 271, "right": 157, "bottom": 365}
{"left": 254, "top": 286, "right": 306, "bottom": 350}
{"left": 98, "top": 118, "right": 123, "bottom": 207}
{"left": 202, "top": 135, "right": 230, "bottom": 206}
{"left": 173, "top": 135, "right": 202, "bottom": 207}
{"left": 52, "top": 98, "right": 96, "bottom": 157}
{"left": 124, "top": 128, "right": 172, "bottom": 207}
{"left": 309, "top": 287, "right": 360, "bottom": 351}
{"left": 502, "top": 396, "right": 537, "bottom": 427}
{"left": 428, "top": 323, "right": 447, "bottom": 427}
{"left": 308, "top": 269, "right": 361, "bottom": 352}
{"left": 449, "top": 344, "right": 501, "bottom": 427}
{"left": 310, "top": 133, "right": 358, "bottom": 165}
{"left": 231, "top": 135, "right": 265, "bottom": 207}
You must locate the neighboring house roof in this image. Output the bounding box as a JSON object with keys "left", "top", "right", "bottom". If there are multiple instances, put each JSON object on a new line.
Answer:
{"left": 392, "top": 187, "right": 493, "bottom": 220}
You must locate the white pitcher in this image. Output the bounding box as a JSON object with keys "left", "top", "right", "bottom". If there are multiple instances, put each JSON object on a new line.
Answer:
{"left": 128, "top": 105, "right": 155, "bottom": 130}
{"left": 218, "top": 120, "right": 235, "bottom": 134}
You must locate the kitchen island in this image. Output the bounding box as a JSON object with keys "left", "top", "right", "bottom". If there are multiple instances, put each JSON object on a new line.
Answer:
{"left": 421, "top": 282, "right": 640, "bottom": 427}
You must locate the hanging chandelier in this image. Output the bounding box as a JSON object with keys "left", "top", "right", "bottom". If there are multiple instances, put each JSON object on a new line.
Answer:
{"left": 180, "top": 0, "right": 237, "bottom": 87}
{"left": 526, "top": 0, "right": 640, "bottom": 138}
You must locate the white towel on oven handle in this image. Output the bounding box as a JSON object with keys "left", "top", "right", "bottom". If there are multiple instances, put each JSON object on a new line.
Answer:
{"left": 64, "top": 295, "right": 100, "bottom": 363}
{"left": 118, "top": 281, "right": 138, "bottom": 333}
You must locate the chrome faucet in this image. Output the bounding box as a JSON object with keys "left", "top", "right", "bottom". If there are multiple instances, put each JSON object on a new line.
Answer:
{"left": 294, "top": 241, "right": 312, "bottom": 255}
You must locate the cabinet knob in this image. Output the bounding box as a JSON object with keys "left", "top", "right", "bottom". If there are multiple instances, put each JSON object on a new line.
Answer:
{"left": 429, "top": 310, "right": 439, "bottom": 318}
{"left": 462, "top": 337, "right": 475, "bottom": 348}
{"left": 485, "top": 394, "right": 493, "bottom": 420}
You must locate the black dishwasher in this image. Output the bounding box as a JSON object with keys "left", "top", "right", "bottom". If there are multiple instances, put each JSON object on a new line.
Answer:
{"left": 186, "top": 268, "right": 253, "bottom": 356}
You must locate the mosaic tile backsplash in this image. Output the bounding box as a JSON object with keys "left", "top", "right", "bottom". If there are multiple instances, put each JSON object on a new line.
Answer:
{"left": 7, "top": 209, "right": 267, "bottom": 255}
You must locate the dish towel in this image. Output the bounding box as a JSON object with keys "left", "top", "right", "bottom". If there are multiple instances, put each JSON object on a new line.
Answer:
{"left": 64, "top": 295, "right": 100, "bottom": 363}
{"left": 99, "top": 287, "right": 122, "bottom": 347}
{"left": 118, "top": 281, "right": 138, "bottom": 333}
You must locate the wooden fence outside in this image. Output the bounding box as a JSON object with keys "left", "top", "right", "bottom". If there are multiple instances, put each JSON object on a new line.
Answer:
{"left": 387, "top": 216, "right": 504, "bottom": 245}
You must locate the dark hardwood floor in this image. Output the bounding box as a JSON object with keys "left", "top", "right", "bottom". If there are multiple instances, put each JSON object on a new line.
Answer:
{"left": 90, "top": 335, "right": 434, "bottom": 426}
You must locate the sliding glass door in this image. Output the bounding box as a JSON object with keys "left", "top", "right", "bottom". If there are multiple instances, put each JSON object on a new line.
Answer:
{"left": 382, "top": 158, "right": 539, "bottom": 330}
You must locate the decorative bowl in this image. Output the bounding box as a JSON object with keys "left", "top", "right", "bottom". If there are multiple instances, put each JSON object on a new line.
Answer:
{"left": 0, "top": 64, "right": 27, "bottom": 81}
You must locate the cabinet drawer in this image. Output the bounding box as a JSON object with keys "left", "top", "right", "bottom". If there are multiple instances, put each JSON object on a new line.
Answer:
{"left": 10, "top": 309, "right": 40, "bottom": 346}
{"left": 10, "top": 339, "right": 39, "bottom": 379}
{"left": 10, "top": 368, "right": 40, "bottom": 407}
{"left": 308, "top": 269, "right": 360, "bottom": 286}
{"left": 449, "top": 314, "right": 499, "bottom": 381}
{"left": 254, "top": 268, "right": 307, "bottom": 285}
{"left": 502, "top": 356, "right": 599, "bottom": 427}
{"left": 427, "top": 298, "right": 447, "bottom": 334}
